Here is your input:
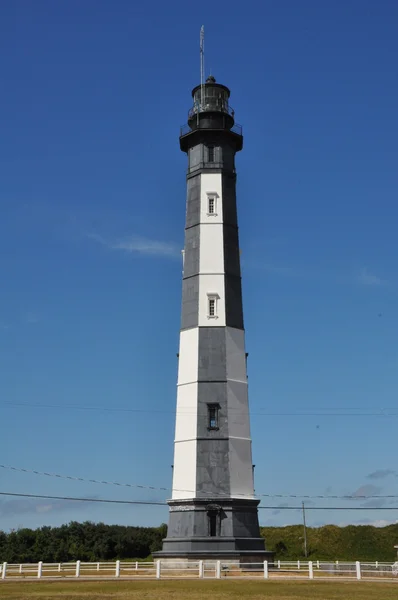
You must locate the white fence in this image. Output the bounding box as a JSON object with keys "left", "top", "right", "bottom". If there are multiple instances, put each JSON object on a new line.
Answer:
{"left": 1, "top": 560, "right": 398, "bottom": 581}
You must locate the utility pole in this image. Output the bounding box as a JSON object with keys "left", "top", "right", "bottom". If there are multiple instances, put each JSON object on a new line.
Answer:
{"left": 302, "top": 501, "right": 308, "bottom": 558}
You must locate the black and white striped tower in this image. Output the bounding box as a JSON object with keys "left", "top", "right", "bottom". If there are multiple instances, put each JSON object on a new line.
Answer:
{"left": 155, "top": 74, "right": 273, "bottom": 564}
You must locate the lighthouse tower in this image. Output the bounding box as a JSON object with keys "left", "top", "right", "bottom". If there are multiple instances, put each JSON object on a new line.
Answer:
{"left": 156, "top": 74, "right": 272, "bottom": 563}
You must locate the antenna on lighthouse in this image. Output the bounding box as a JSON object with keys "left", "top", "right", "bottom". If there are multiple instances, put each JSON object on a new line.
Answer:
{"left": 200, "top": 25, "right": 205, "bottom": 110}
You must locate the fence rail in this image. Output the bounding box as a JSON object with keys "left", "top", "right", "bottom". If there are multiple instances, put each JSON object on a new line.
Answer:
{"left": 1, "top": 560, "right": 398, "bottom": 581}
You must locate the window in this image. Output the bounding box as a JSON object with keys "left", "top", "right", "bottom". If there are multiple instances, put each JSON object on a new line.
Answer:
{"left": 208, "top": 404, "right": 219, "bottom": 430}
{"left": 207, "top": 293, "right": 219, "bottom": 319}
{"left": 208, "top": 145, "right": 215, "bottom": 162}
{"left": 209, "top": 513, "right": 217, "bottom": 537}
{"left": 206, "top": 193, "right": 218, "bottom": 216}
{"left": 208, "top": 298, "right": 215, "bottom": 317}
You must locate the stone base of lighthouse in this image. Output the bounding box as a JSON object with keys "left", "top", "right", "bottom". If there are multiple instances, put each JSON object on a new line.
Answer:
{"left": 154, "top": 498, "right": 274, "bottom": 564}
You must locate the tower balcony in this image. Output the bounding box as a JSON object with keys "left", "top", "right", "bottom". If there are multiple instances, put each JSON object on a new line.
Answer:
{"left": 179, "top": 118, "right": 243, "bottom": 153}
{"left": 180, "top": 120, "right": 243, "bottom": 138}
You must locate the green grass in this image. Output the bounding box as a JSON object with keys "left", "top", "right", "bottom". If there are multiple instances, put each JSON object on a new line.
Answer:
{"left": 0, "top": 580, "right": 397, "bottom": 600}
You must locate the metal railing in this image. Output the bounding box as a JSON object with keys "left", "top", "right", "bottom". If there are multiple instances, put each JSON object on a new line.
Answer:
{"left": 1, "top": 560, "right": 398, "bottom": 581}
{"left": 188, "top": 100, "right": 236, "bottom": 121}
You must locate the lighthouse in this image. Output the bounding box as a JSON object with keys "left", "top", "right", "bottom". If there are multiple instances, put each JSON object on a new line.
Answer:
{"left": 155, "top": 71, "right": 272, "bottom": 564}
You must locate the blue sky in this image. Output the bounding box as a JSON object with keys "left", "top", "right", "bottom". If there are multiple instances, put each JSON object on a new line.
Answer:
{"left": 1, "top": 0, "right": 398, "bottom": 533}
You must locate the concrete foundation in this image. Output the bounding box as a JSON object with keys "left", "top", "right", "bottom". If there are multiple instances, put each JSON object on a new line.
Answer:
{"left": 154, "top": 498, "right": 274, "bottom": 565}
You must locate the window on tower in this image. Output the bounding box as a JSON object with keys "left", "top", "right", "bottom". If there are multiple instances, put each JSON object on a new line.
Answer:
{"left": 207, "top": 293, "right": 219, "bottom": 319}
{"left": 208, "top": 145, "right": 215, "bottom": 162}
{"left": 206, "top": 193, "right": 218, "bottom": 216}
{"left": 208, "top": 298, "right": 215, "bottom": 317}
{"left": 207, "top": 404, "right": 219, "bottom": 430}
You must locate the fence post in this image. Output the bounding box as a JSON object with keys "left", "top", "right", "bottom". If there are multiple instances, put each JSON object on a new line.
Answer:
{"left": 263, "top": 560, "right": 269, "bottom": 579}
{"left": 316, "top": 560, "right": 320, "bottom": 569}
{"left": 308, "top": 561, "right": 314, "bottom": 580}
{"left": 135, "top": 561, "right": 138, "bottom": 571}
{"left": 75, "top": 560, "right": 81, "bottom": 578}
{"left": 156, "top": 560, "right": 161, "bottom": 579}
{"left": 356, "top": 561, "right": 361, "bottom": 580}
{"left": 115, "top": 560, "right": 120, "bottom": 578}
{"left": 37, "top": 561, "right": 43, "bottom": 579}
{"left": 277, "top": 560, "right": 281, "bottom": 569}
{"left": 216, "top": 560, "right": 221, "bottom": 579}
{"left": 97, "top": 562, "right": 100, "bottom": 572}
{"left": 297, "top": 560, "right": 300, "bottom": 570}
{"left": 58, "top": 563, "right": 61, "bottom": 573}
{"left": 19, "top": 564, "right": 23, "bottom": 574}
{"left": 199, "top": 560, "right": 204, "bottom": 578}
{"left": 1, "top": 563, "right": 7, "bottom": 580}
{"left": 375, "top": 561, "right": 378, "bottom": 569}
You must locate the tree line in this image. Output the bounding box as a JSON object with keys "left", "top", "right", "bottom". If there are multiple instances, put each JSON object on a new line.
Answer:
{"left": 0, "top": 521, "right": 167, "bottom": 563}
{"left": 0, "top": 521, "right": 397, "bottom": 563}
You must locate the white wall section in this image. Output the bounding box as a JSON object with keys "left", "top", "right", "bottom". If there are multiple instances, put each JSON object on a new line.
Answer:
{"left": 199, "top": 223, "right": 224, "bottom": 273}
{"left": 175, "top": 383, "right": 198, "bottom": 442}
{"left": 177, "top": 328, "right": 199, "bottom": 385}
{"left": 172, "top": 439, "right": 197, "bottom": 499}
{"left": 173, "top": 328, "right": 199, "bottom": 499}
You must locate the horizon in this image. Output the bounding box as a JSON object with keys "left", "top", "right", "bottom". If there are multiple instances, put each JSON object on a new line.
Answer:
{"left": 2, "top": 517, "right": 398, "bottom": 532}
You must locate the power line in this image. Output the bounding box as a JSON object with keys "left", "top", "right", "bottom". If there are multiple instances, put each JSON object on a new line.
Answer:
{"left": 0, "top": 492, "right": 396, "bottom": 511}
{"left": 257, "top": 506, "right": 398, "bottom": 511}
{"left": 0, "top": 464, "right": 168, "bottom": 493}
{"left": 0, "top": 492, "right": 166, "bottom": 505}
{"left": 2, "top": 463, "right": 398, "bottom": 500}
